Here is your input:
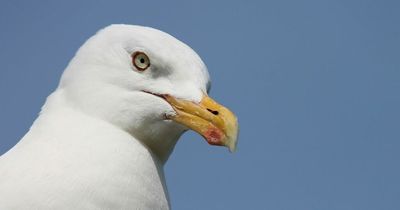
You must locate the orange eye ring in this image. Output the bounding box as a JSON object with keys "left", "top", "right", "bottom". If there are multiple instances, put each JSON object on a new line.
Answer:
{"left": 132, "top": 51, "right": 150, "bottom": 71}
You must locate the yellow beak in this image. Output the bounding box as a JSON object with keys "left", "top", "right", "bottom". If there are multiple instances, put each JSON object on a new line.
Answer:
{"left": 164, "top": 94, "right": 239, "bottom": 152}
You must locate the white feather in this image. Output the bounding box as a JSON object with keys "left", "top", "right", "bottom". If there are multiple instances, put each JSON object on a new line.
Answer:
{"left": 0, "top": 24, "right": 211, "bottom": 210}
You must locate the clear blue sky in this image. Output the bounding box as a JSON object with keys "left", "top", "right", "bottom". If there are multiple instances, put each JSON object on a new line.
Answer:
{"left": 1, "top": 0, "right": 399, "bottom": 209}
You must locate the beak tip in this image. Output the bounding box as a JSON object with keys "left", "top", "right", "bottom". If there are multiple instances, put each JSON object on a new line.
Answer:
{"left": 226, "top": 118, "right": 239, "bottom": 153}
{"left": 225, "top": 131, "right": 238, "bottom": 153}
{"left": 227, "top": 138, "right": 238, "bottom": 153}
{"left": 228, "top": 146, "right": 236, "bottom": 153}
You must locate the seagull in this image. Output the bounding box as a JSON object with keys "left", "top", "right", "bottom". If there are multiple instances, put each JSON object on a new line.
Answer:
{"left": 0, "top": 24, "right": 238, "bottom": 210}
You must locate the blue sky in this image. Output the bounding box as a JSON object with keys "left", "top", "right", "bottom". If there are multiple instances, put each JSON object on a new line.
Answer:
{"left": 1, "top": 0, "right": 399, "bottom": 209}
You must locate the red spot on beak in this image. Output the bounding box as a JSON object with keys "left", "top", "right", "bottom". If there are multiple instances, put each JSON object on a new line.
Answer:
{"left": 204, "top": 127, "right": 224, "bottom": 146}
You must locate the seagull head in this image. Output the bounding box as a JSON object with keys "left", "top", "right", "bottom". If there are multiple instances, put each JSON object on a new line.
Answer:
{"left": 58, "top": 24, "right": 238, "bottom": 162}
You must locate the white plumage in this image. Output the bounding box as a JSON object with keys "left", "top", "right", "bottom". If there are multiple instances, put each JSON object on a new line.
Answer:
{"left": 0, "top": 24, "right": 238, "bottom": 210}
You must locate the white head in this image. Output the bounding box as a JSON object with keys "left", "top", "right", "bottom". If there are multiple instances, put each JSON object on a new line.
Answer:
{"left": 57, "top": 25, "right": 237, "bottom": 163}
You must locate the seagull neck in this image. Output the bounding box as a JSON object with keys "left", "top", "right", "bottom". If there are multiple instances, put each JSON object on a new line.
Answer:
{"left": 16, "top": 90, "right": 172, "bottom": 208}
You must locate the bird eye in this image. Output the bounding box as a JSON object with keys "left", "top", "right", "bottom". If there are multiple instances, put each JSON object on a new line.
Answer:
{"left": 132, "top": 52, "right": 150, "bottom": 71}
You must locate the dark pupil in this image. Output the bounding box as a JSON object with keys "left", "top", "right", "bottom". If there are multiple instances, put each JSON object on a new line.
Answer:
{"left": 140, "top": 58, "right": 145, "bottom": 63}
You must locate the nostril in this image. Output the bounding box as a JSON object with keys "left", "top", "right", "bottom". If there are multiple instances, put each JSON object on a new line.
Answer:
{"left": 207, "top": 108, "right": 219, "bottom": 116}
